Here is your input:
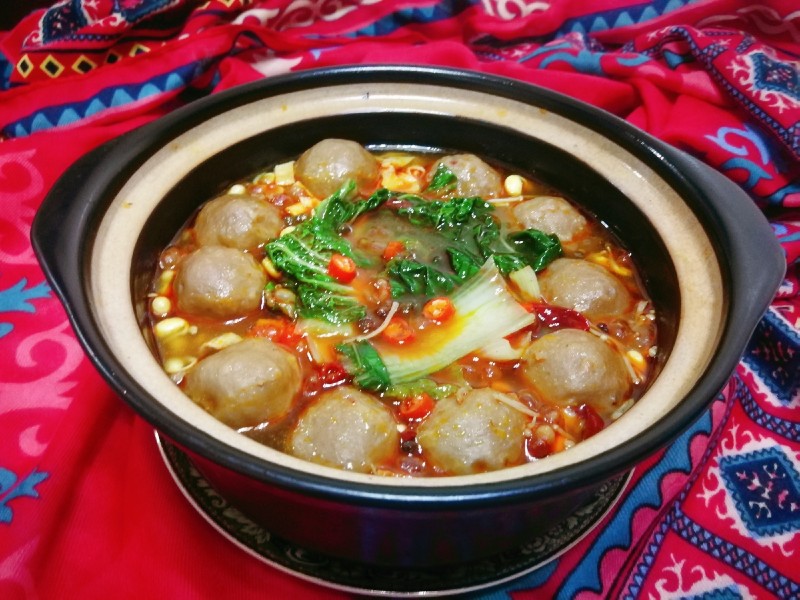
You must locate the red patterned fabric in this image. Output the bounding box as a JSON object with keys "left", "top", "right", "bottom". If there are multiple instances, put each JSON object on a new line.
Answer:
{"left": 1, "top": 1, "right": 798, "bottom": 598}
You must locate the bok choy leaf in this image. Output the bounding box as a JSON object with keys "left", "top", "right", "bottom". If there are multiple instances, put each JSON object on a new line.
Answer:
{"left": 386, "top": 193, "right": 562, "bottom": 296}
{"left": 336, "top": 259, "right": 537, "bottom": 390}
{"left": 265, "top": 182, "right": 391, "bottom": 325}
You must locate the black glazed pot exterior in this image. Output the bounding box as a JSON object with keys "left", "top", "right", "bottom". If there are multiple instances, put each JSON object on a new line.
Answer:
{"left": 31, "top": 66, "right": 785, "bottom": 566}
{"left": 186, "top": 446, "right": 600, "bottom": 566}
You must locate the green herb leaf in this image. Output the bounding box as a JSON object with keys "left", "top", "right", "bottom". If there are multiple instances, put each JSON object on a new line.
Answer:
{"left": 386, "top": 258, "right": 459, "bottom": 297}
{"left": 316, "top": 183, "right": 392, "bottom": 230}
{"left": 426, "top": 163, "right": 457, "bottom": 191}
{"left": 496, "top": 229, "right": 562, "bottom": 273}
{"left": 296, "top": 284, "right": 366, "bottom": 325}
{"left": 348, "top": 260, "right": 538, "bottom": 389}
{"left": 397, "top": 195, "right": 492, "bottom": 235}
{"left": 388, "top": 194, "right": 561, "bottom": 291}
{"left": 336, "top": 340, "right": 391, "bottom": 391}
{"left": 265, "top": 182, "right": 390, "bottom": 324}
{"left": 447, "top": 247, "right": 481, "bottom": 281}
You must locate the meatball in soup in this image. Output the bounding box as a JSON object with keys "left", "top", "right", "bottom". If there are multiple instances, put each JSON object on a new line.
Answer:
{"left": 147, "top": 139, "right": 658, "bottom": 477}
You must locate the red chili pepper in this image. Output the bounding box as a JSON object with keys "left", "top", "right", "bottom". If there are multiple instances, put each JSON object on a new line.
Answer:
{"left": 530, "top": 303, "right": 590, "bottom": 331}
{"left": 399, "top": 426, "right": 418, "bottom": 442}
{"left": 382, "top": 241, "right": 405, "bottom": 262}
{"left": 422, "top": 296, "right": 455, "bottom": 323}
{"left": 399, "top": 393, "right": 435, "bottom": 420}
{"left": 247, "top": 319, "right": 294, "bottom": 342}
{"left": 318, "top": 363, "right": 350, "bottom": 387}
{"left": 577, "top": 404, "right": 606, "bottom": 439}
{"left": 381, "top": 316, "right": 415, "bottom": 344}
{"left": 525, "top": 436, "right": 553, "bottom": 460}
{"left": 328, "top": 253, "right": 357, "bottom": 283}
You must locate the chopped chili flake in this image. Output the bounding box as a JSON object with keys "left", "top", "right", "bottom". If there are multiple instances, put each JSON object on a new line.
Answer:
{"left": 318, "top": 363, "right": 350, "bottom": 387}
{"left": 399, "top": 393, "right": 435, "bottom": 420}
{"left": 381, "top": 316, "right": 415, "bottom": 344}
{"left": 248, "top": 318, "right": 299, "bottom": 345}
{"left": 529, "top": 303, "right": 590, "bottom": 331}
{"left": 577, "top": 403, "right": 605, "bottom": 439}
{"left": 382, "top": 241, "right": 406, "bottom": 261}
{"left": 328, "top": 253, "right": 357, "bottom": 283}
{"left": 422, "top": 296, "right": 455, "bottom": 323}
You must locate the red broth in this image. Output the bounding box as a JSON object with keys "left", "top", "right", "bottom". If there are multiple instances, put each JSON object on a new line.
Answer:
{"left": 147, "top": 141, "right": 657, "bottom": 477}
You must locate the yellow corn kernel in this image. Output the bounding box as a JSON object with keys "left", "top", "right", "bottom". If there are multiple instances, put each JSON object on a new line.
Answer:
{"left": 274, "top": 161, "right": 295, "bottom": 185}
{"left": 285, "top": 202, "right": 308, "bottom": 216}
{"left": 261, "top": 256, "right": 281, "bottom": 279}
{"left": 626, "top": 349, "right": 646, "bottom": 371}
{"left": 504, "top": 174, "right": 524, "bottom": 196}
{"left": 155, "top": 317, "right": 190, "bottom": 339}
{"left": 291, "top": 180, "right": 317, "bottom": 200}
{"left": 380, "top": 163, "right": 422, "bottom": 193}
{"left": 150, "top": 296, "right": 172, "bottom": 317}
{"left": 535, "top": 424, "right": 556, "bottom": 444}
{"left": 163, "top": 356, "right": 197, "bottom": 374}
{"left": 587, "top": 252, "right": 632, "bottom": 278}
{"left": 157, "top": 269, "right": 175, "bottom": 295}
{"left": 295, "top": 193, "right": 316, "bottom": 208}
{"left": 203, "top": 333, "right": 242, "bottom": 351}
{"left": 228, "top": 184, "right": 247, "bottom": 195}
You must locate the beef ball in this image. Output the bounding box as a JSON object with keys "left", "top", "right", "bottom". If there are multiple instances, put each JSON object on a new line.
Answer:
{"left": 432, "top": 154, "right": 504, "bottom": 199}
{"left": 290, "top": 386, "right": 399, "bottom": 473}
{"left": 194, "top": 194, "right": 283, "bottom": 249}
{"left": 174, "top": 246, "right": 266, "bottom": 318}
{"left": 522, "top": 328, "right": 629, "bottom": 416}
{"left": 416, "top": 388, "right": 529, "bottom": 475}
{"left": 539, "top": 258, "right": 631, "bottom": 319}
{"left": 295, "top": 138, "right": 379, "bottom": 199}
{"left": 184, "top": 338, "right": 301, "bottom": 429}
{"left": 512, "top": 196, "right": 588, "bottom": 243}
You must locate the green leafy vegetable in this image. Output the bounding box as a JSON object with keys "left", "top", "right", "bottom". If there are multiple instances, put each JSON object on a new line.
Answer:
{"left": 397, "top": 196, "right": 491, "bottom": 234}
{"left": 265, "top": 182, "right": 390, "bottom": 324}
{"left": 315, "top": 184, "right": 391, "bottom": 233}
{"left": 386, "top": 194, "right": 562, "bottom": 296}
{"left": 386, "top": 259, "right": 459, "bottom": 297}
{"left": 265, "top": 175, "right": 562, "bottom": 325}
{"left": 491, "top": 230, "right": 562, "bottom": 275}
{"left": 336, "top": 340, "right": 391, "bottom": 391}
{"left": 337, "top": 259, "right": 537, "bottom": 389}
{"left": 426, "top": 163, "right": 457, "bottom": 191}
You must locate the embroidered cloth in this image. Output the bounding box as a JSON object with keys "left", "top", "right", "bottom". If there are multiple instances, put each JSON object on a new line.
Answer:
{"left": 1, "top": 1, "right": 798, "bottom": 598}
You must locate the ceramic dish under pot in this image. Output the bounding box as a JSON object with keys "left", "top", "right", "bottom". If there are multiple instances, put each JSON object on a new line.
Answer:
{"left": 32, "top": 65, "right": 784, "bottom": 567}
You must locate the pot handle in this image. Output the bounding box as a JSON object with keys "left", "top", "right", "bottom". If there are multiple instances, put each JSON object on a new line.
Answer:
{"left": 657, "top": 143, "right": 785, "bottom": 344}
{"left": 32, "top": 137, "right": 127, "bottom": 336}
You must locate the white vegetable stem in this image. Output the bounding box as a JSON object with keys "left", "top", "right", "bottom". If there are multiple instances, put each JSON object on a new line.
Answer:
{"left": 379, "top": 260, "right": 537, "bottom": 384}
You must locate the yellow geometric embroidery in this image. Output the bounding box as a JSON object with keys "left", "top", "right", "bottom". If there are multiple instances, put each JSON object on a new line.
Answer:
{"left": 72, "top": 55, "right": 97, "bottom": 75}
{"left": 41, "top": 55, "right": 64, "bottom": 78}
{"left": 129, "top": 44, "right": 151, "bottom": 57}
{"left": 16, "top": 54, "right": 33, "bottom": 79}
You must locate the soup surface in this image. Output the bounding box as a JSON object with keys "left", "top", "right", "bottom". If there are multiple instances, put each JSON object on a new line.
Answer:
{"left": 147, "top": 139, "right": 657, "bottom": 476}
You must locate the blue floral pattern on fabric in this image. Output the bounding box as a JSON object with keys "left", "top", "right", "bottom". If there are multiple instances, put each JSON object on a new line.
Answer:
{"left": 0, "top": 278, "right": 51, "bottom": 338}
{"left": 0, "top": 467, "right": 49, "bottom": 524}
{"left": 742, "top": 309, "right": 800, "bottom": 407}
{"left": 668, "top": 509, "right": 800, "bottom": 598}
{"left": 751, "top": 52, "right": 799, "bottom": 102}
{"left": 719, "top": 448, "right": 800, "bottom": 537}
{"left": 689, "top": 587, "right": 744, "bottom": 600}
